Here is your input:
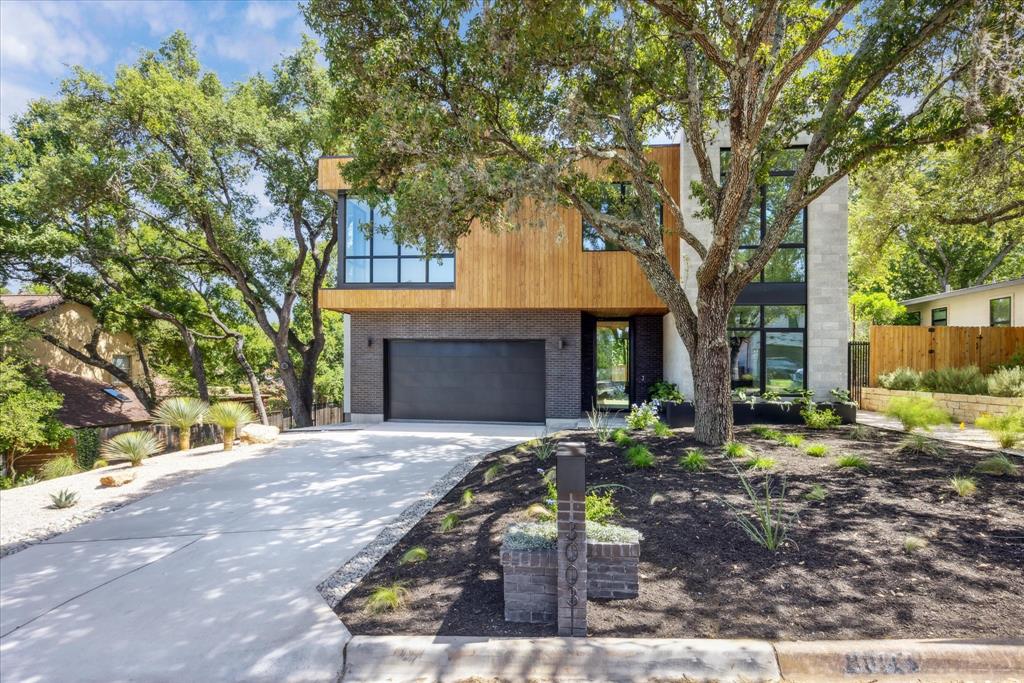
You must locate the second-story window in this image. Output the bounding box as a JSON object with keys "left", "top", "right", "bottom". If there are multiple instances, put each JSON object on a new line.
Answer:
{"left": 582, "top": 182, "right": 663, "bottom": 252}
{"left": 721, "top": 149, "right": 807, "bottom": 283}
{"left": 342, "top": 197, "right": 455, "bottom": 286}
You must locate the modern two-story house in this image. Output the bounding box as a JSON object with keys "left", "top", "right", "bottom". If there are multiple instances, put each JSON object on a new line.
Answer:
{"left": 317, "top": 132, "right": 849, "bottom": 427}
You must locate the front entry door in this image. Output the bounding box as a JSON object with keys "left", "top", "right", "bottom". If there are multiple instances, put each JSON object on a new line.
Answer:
{"left": 595, "top": 320, "right": 629, "bottom": 410}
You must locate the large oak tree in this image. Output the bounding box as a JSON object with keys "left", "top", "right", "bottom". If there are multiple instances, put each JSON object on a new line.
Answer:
{"left": 306, "top": 0, "right": 1020, "bottom": 443}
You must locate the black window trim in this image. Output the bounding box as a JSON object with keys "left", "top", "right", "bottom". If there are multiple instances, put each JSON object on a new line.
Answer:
{"left": 727, "top": 303, "right": 808, "bottom": 396}
{"left": 336, "top": 192, "right": 456, "bottom": 290}
{"left": 990, "top": 296, "right": 1011, "bottom": 327}
{"left": 582, "top": 181, "right": 664, "bottom": 252}
{"left": 931, "top": 307, "right": 948, "bottom": 326}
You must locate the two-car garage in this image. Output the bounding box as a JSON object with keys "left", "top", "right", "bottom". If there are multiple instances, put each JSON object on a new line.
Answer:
{"left": 385, "top": 340, "right": 547, "bottom": 423}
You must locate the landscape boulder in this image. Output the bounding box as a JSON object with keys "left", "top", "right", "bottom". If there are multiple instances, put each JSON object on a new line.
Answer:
{"left": 239, "top": 423, "right": 280, "bottom": 445}
{"left": 99, "top": 472, "right": 136, "bottom": 488}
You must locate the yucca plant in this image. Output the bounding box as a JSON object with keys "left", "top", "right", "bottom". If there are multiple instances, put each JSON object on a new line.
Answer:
{"left": 50, "top": 489, "right": 79, "bottom": 509}
{"left": 723, "top": 462, "right": 795, "bottom": 551}
{"left": 101, "top": 430, "right": 164, "bottom": 467}
{"left": 152, "top": 397, "right": 208, "bottom": 452}
{"left": 206, "top": 402, "right": 255, "bottom": 451}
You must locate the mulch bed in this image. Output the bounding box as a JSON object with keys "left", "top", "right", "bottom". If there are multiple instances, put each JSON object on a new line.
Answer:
{"left": 335, "top": 424, "right": 1024, "bottom": 639}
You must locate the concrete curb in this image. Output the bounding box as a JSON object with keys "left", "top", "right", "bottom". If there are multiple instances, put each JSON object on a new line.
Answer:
{"left": 339, "top": 635, "right": 1024, "bottom": 682}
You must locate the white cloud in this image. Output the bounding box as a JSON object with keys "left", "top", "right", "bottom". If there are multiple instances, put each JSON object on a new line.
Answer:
{"left": 0, "top": 1, "right": 108, "bottom": 76}
{"left": 244, "top": 0, "right": 297, "bottom": 29}
{"left": 0, "top": 79, "right": 48, "bottom": 132}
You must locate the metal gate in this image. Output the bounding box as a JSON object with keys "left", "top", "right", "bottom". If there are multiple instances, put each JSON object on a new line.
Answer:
{"left": 848, "top": 341, "right": 870, "bottom": 404}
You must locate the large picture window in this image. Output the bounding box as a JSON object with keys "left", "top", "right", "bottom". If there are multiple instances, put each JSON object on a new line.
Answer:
{"left": 341, "top": 196, "right": 455, "bottom": 286}
{"left": 990, "top": 297, "right": 1011, "bottom": 327}
{"left": 728, "top": 304, "right": 806, "bottom": 394}
{"left": 721, "top": 149, "right": 807, "bottom": 283}
{"left": 582, "top": 182, "right": 663, "bottom": 251}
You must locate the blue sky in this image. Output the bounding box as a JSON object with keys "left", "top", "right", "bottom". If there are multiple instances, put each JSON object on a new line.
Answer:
{"left": 1, "top": 0, "right": 309, "bottom": 131}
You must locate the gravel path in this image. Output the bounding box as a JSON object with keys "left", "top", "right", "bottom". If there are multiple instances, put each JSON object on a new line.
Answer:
{"left": 0, "top": 439, "right": 278, "bottom": 557}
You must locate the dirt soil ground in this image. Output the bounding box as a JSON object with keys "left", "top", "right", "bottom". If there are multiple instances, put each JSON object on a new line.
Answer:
{"left": 335, "top": 423, "right": 1024, "bottom": 639}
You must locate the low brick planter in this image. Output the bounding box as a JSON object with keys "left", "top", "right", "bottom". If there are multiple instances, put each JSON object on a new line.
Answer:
{"left": 861, "top": 387, "right": 1024, "bottom": 423}
{"left": 501, "top": 540, "right": 640, "bottom": 624}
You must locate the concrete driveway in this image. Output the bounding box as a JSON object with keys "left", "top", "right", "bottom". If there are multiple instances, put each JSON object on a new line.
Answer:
{"left": 0, "top": 422, "right": 541, "bottom": 683}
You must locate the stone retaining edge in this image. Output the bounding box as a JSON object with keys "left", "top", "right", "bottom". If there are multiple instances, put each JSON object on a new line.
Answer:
{"left": 339, "top": 635, "right": 1024, "bottom": 682}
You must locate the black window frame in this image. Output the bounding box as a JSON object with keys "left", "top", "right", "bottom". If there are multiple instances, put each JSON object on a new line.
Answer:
{"left": 727, "top": 304, "right": 808, "bottom": 395}
{"left": 906, "top": 311, "right": 922, "bottom": 325}
{"left": 337, "top": 193, "right": 456, "bottom": 289}
{"left": 990, "top": 297, "right": 1011, "bottom": 327}
{"left": 931, "top": 307, "right": 948, "bottom": 326}
{"left": 721, "top": 148, "right": 808, "bottom": 284}
{"left": 582, "top": 181, "right": 664, "bottom": 252}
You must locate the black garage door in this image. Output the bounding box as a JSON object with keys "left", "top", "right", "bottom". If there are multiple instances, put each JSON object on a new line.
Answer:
{"left": 386, "top": 340, "right": 545, "bottom": 422}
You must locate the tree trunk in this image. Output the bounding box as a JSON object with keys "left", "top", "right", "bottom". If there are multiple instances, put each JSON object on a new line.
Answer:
{"left": 179, "top": 327, "right": 210, "bottom": 402}
{"left": 275, "top": 350, "right": 313, "bottom": 428}
{"left": 231, "top": 334, "right": 269, "bottom": 425}
{"left": 689, "top": 305, "right": 734, "bottom": 446}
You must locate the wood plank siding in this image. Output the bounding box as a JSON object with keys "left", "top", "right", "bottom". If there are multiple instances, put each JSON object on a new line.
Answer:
{"left": 317, "top": 146, "right": 681, "bottom": 313}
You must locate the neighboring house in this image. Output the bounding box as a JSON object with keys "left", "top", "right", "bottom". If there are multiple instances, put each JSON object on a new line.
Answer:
{"left": 317, "top": 134, "right": 848, "bottom": 426}
{"left": 901, "top": 278, "right": 1024, "bottom": 328}
{"left": 1, "top": 294, "right": 144, "bottom": 386}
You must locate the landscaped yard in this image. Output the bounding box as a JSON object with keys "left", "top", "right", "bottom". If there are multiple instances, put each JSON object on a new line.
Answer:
{"left": 336, "top": 423, "right": 1024, "bottom": 640}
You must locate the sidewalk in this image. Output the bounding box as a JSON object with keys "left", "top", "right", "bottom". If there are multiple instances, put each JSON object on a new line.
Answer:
{"left": 858, "top": 409, "right": 1024, "bottom": 455}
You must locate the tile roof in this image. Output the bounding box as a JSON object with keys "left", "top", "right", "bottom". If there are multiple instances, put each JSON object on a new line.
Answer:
{"left": 46, "top": 369, "right": 152, "bottom": 428}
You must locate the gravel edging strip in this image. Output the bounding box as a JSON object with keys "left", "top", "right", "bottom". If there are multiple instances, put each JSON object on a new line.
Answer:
{"left": 317, "top": 441, "right": 514, "bottom": 609}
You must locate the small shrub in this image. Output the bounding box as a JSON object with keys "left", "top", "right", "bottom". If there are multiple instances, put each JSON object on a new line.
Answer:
{"left": 949, "top": 475, "right": 977, "bottom": 497}
{"left": 74, "top": 428, "right": 101, "bottom": 470}
{"left": 652, "top": 421, "right": 672, "bottom": 438}
{"left": 398, "top": 547, "right": 428, "bottom": 566}
{"left": 920, "top": 366, "right": 987, "bottom": 395}
{"left": 525, "top": 503, "right": 555, "bottom": 521}
{"left": 987, "top": 366, "right": 1024, "bottom": 398}
{"left": 91, "top": 459, "right": 109, "bottom": 470}
{"left": 804, "top": 484, "right": 827, "bottom": 501}
{"left": 534, "top": 433, "right": 557, "bottom": 462}
{"left": 612, "top": 428, "right": 633, "bottom": 447}
{"left": 460, "top": 489, "right": 474, "bottom": 508}
{"left": 802, "top": 408, "right": 842, "bottom": 430}
{"left": 649, "top": 492, "right": 667, "bottom": 505}
{"left": 365, "top": 583, "right": 409, "bottom": 614}
{"left": 898, "top": 433, "right": 945, "bottom": 457}
{"left": 804, "top": 444, "right": 828, "bottom": 458}
{"left": 835, "top": 454, "right": 870, "bottom": 471}
{"left": 439, "top": 512, "right": 460, "bottom": 532}
{"left": 830, "top": 388, "right": 855, "bottom": 404}
{"left": 677, "top": 449, "right": 708, "bottom": 472}
{"left": 724, "top": 441, "right": 752, "bottom": 458}
{"left": 625, "top": 444, "right": 655, "bottom": 468}
{"left": 585, "top": 490, "right": 619, "bottom": 522}
{"left": 751, "top": 425, "right": 783, "bottom": 440}
{"left": 723, "top": 463, "right": 794, "bottom": 551}
{"left": 49, "top": 489, "right": 79, "bottom": 509}
{"left": 973, "top": 454, "right": 1020, "bottom": 477}
{"left": 976, "top": 411, "right": 1024, "bottom": 449}
{"left": 780, "top": 434, "right": 805, "bottom": 448}
{"left": 746, "top": 456, "right": 776, "bottom": 471}
{"left": 648, "top": 380, "right": 684, "bottom": 402}
{"left": 483, "top": 462, "right": 504, "bottom": 484}
{"left": 625, "top": 402, "right": 659, "bottom": 431}
{"left": 884, "top": 396, "right": 949, "bottom": 431}
{"left": 903, "top": 536, "right": 928, "bottom": 554}
{"left": 877, "top": 367, "right": 922, "bottom": 391}
{"left": 847, "top": 424, "right": 872, "bottom": 440}
{"left": 40, "top": 455, "right": 81, "bottom": 480}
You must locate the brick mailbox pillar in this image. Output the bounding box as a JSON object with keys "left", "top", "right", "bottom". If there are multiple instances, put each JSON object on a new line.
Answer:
{"left": 556, "top": 442, "right": 587, "bottom": 637}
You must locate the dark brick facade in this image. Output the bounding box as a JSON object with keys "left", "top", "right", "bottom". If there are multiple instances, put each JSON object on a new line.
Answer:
{"left": 580, "top": 314, "right": 596, "bottom": 412}
{"left": 632, "top": 315, "right": 664, "bottom": 403}
{"left": 349, "top": 310, "right": 582, "bottom": 419}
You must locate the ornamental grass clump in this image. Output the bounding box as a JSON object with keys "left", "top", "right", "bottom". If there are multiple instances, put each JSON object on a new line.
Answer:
{"left": 884, "top": 396, "right": 949, "bottom": 432}
{"left": 625, "top": 444, "right": 655, "bottom": 468}
{"left": 780, "top": 434, "right": 805, "bottom": 448}
{"left": 439, "top": 512, "right": 460, "bottom": 532}
{"left": 612, "top": 428, "right": 634, "bottom": 447}
{"left": 804, "top": 484, "right": 827, "bottom": 501}
{"left": 724, "top": 441, "right": 752, "bottom": 458}
{"left": 653, "top": 421, "right": 672, "bottom": 438}
{"left": 101, "top": 430, "right": 164, "bottom": 467}
{"left": 898, "top": 433, "right": 945, "bottom": 457}
{"left": 903, "top": 536, "right": 928, "bottom": 554}
{"left": 677, "top": 448, "right": 708, "bottom": 472}
{"left": 460, "top": 489, "right": 474, "bottom": 508}
{"left": 751, "top": 426, "right": 783, "bottom": 441}
{"left": 483, "top": 462, "right": 504, "bottom": 484}
{"left": 365, "top": 582, "right": 409, "bottom": 614}
{"left": 835, "top": 454, "right": 870, "bottom": 472}
{"left": 949, "top": 475, "right": 978, "bottom": 498}
{"left": 804, "top": 444, "right": 829, "bottom": 458}
{"left": 40, "top": 455, "right": 81, "bottom": 480}
{"left": 723, "top": 463, "right": 794, "bottom": 551}
{"left": 399, "top": 547, "right": 429, "bottom": 566}
{"left": 746, "top": 455, "right": 776, "bottom": 471}
{"left": 976, "top": 411, "right": 1024, "bottom": 449}
{"left": 152, "top": 397, "right": 208, "bottom": 451}
{"left": 206, "top": 402, "right": 255, "bottom": 451}
{"left": 973, "top": 454, "right": 1019, "bottom": 477}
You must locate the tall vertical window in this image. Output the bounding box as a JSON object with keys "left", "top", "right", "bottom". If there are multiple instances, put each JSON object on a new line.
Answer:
{"left": 341, "top": 197, "right": 455, "bottom": 286}
{"left": 582, "top": 182, "right": 663, "bottom": 251}
{"left": 931, "top": 307, "right": 948, "bottom": 326}
{"left": 721, "top": 149, "right": 807, "bottom": 282}
{"left": 990, "top": 297, "right": 1011, "bottom": 326}
{"left": 728, "top": 305, "right": 806, "bottom": 394}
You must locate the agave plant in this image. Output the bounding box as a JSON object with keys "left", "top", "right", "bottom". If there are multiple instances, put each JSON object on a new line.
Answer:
{"left": 50, "top": 489, "right": 79, "bottom": 509}
{"left": 206, "top": 402, "right": 255, "bottom": 451}
{"left": 152, "top": 397, "right": 209, "bottom": 451}
{"left": 101, "top": 431, "right": 164, "bottom": 467}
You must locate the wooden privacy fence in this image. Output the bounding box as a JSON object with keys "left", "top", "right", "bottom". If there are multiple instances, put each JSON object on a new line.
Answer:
{"left": 868, "top": 325, "right": 1024, "bottom": 383}
{"left": 265, "top": 402, "right": 345, "bottom": 431}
